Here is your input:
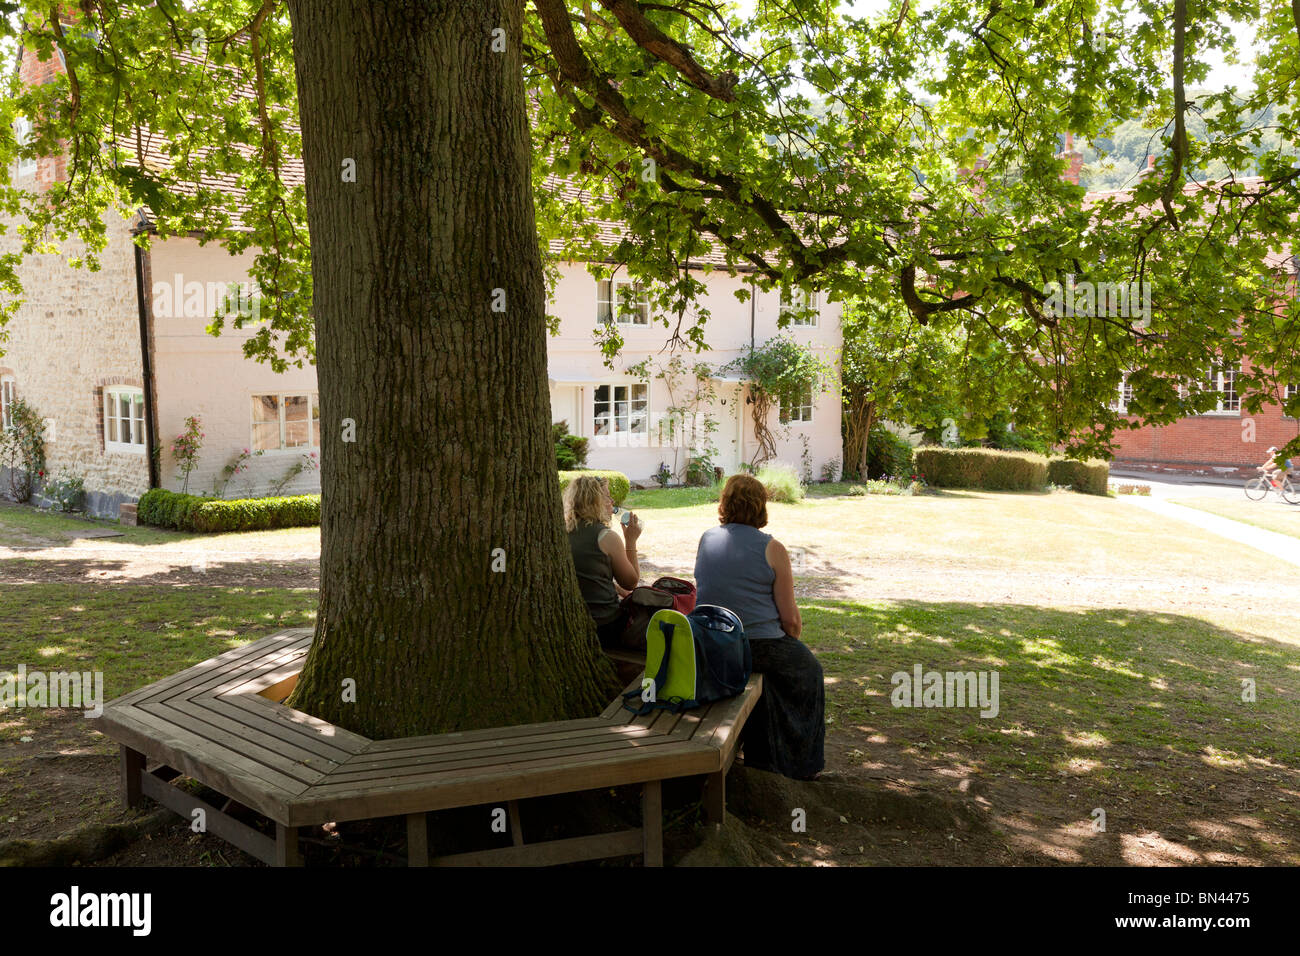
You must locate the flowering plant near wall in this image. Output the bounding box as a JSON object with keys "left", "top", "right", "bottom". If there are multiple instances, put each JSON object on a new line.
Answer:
{"left": 215, "top": 447, "right": 264, "bottom": 498}
{"left": 172, "top": 416, "right": 204, "bottom": 495}
{"left": 0, "top": 398, "right": 47, "bottom": 503}
{"left": 44, "top": 467, "right": 86, "bottom": 512}
{"left": 269, "top": 451, "right": 319, "bottom": 497}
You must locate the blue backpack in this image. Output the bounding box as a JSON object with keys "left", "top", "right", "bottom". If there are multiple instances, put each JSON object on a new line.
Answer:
{"left": 623, "top": 604, "right": 751, "bottom": 715}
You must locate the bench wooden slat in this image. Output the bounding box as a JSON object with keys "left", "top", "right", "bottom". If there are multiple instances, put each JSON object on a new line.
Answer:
{"left": 99, "top": 703, "right": 302, "bottom": 820}
{"left": 429, "top": 829, "right": 644, "bottom": 867}
{"left": 141, "top": 697, "right": 337, "bottom": 784}
{"left": 696, "top": 675, "right": 763, "bottom": 757}
{"left": 213, "top": 692, "right": 371, "bottom": 760}
{"left": 136, "top": 635, "right": 311, "bottom": 711}
{"left": 140, "top": 770, "right": 278, "bottom": 865}
{"left": 336, "top": 722, "right": 667, "bottom": 773}
{"left": 110, "top": 630, "right": 310, "bottom": 708}
{"left": 287, "top": 741, "right": 719, "bottom": 825}
{"left": 323, "top": 732, "right": 705, "bottom": 787}
{"left": 174, "top": 640, "right": 312, "bottom": 704}
{"left": 361, "top": 716, "right": 617, "bottom": 754}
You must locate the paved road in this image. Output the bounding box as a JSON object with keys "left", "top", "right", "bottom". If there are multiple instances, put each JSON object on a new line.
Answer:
{"left": 1109, "top": 470, "right": 1266, "bottom": 501}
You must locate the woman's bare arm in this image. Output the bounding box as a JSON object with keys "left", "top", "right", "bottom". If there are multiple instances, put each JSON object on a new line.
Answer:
{"left": 767, "top": 537, "right": 802, "bottom": 639}
{"left": 600, "top": 522, "right": 641, "bottom": 590}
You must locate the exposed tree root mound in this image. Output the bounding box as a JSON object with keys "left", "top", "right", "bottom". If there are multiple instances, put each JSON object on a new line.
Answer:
{"left": 0, "top": 809, "right": 172, "bottom": 866}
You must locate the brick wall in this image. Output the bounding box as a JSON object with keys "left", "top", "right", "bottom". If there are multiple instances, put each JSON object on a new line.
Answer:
{"left": 1111, "top": 399, "right": 1300, "bottom": 478}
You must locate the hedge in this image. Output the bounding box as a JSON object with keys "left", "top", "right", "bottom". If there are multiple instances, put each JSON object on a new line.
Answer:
{"left": 1047, "top": 458, "right": 1110, "bottom": 495}
{"left": 912, "top": 447, "right": 1049, "bottom": 491}
{"left": 558, "top": 470, "right": 630, "bottom": 505}
{"left": 136, "top": 488, "right": 320, "bottom": 532}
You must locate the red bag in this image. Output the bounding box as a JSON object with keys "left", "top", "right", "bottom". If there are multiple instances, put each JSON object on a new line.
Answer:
{"left": 651, "top": 576, "right": 697, "bottom": 614}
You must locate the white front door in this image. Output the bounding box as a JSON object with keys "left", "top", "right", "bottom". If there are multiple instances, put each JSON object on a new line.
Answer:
{"left": 708, "top": 384, "right": 743, "bottom": 476}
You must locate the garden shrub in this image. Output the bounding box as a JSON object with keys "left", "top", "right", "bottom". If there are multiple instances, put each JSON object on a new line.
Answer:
{"left": 136, "top": 488, "right": 320, "bottom": 532}
{"left": 912, "top": 447, "right": 1049, "bottom": 491}
{"left": 552, "top": 421, "right": 589, "bottom": 471}
{"left": 865, "top": 426, "right": 914, "bottom": 480}
{"left": 1047, "top": 458, "right": 1110, "bottom": 495}
{"left": 558, "top": 469, "right": 630, "bottom": 505}
{"left": 756, "top": 461, "right": 805, "bottom": 502}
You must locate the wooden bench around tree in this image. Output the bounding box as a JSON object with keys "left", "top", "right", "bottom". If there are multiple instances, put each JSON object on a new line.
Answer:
{"left": 100, "top": 629, "right": 762, "bottom": 866}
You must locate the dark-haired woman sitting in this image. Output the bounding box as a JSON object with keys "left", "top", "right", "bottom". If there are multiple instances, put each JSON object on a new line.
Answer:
{"left": 693, "top": 473, "right": 824, "bottom": 780}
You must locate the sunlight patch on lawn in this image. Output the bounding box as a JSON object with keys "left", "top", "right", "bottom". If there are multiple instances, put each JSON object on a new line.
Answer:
{"left": 1019, "top": 638, "right": 1077, "bottom": 668}
{"left": 1086, "top": 657, "right": 1144, "bottom": 679}
{"left": 1199, "top": 746, "right": 1248, "bottom": 770}
{"left": 1063, "top": 730, "right": 1110, "bottom": 749}
{"left": 1062, "top": 757, "right": 1103, "bottom": 774}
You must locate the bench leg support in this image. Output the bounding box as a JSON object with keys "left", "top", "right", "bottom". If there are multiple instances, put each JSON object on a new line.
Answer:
{"left": 275, "top": 823, "right": 301, "bottom": 867}
{"left": 507, "top": 800, "right": 524, "bottom": 848}
{"left": 408, "top": 812, "right": 430, "bottom": 866}
{"left": 704, "top": 770, "right": 725, "bottom": 827}
{"left": 642, "top": 780, "right": 663, "bottom": 867}
{"left": 120, "top": 746, "right": 144, "bottom": 809}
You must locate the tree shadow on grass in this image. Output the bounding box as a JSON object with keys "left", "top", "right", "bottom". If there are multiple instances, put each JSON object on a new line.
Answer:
{"left": 799, "top": 599, "right": 1300, "bottom": 865}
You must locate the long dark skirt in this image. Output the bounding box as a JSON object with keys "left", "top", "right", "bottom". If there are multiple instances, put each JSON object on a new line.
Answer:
{"left": 742, "top": 635, "right": 825, "bottom": 780}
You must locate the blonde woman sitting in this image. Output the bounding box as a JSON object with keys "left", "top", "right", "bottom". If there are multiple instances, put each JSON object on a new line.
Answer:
{"left": 563, "top": 475, "right": 643, "bottom": 646}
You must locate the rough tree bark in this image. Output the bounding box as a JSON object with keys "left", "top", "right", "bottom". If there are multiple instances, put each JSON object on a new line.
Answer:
{"left": 283, "top": 0, "right": 617, "bottom": 738}
{"left": 843, "top": 389, "right": 875, "bottom": 479}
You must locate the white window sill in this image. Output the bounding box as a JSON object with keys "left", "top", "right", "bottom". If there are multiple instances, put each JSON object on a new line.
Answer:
{"left": 105, "top": 442, "right": 146, "bottom": 455}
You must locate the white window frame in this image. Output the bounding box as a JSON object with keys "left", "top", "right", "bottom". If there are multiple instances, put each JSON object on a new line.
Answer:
{"left": 1107, "top": 374, "right": 1134, "bottom": 413}
{"left": 1284, "top": 383, "right": 1298, "bottom": 420}
{"left": 591, "top": 381, "right": 649, "bottom": 441}
{"left": 596, "top": 279, "right": 650, "bottom": 326}
{"left": 14, "top": 116, "right": 36, "bottom": 178}
{"left": 780, "top": 288, "right": 819, "bottom": 327}
{"left": 104, "top": 386, "right": 146, "bottom": 454}
{"left": 1, "top": 375, "right": 14, "bottom": 430}
{"left": 250, "top": 392, "right": 321, "bottom": 452}
{"left": 1199, "top": 364, "right": 1240, "bottom": 416}
{"left": 779, "top": 383, "right": 815, "bottom": 424}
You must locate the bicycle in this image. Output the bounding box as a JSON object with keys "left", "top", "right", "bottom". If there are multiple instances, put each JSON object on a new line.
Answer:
{"left": 1244, "top": 464, "right": 1300, "bottom": 504}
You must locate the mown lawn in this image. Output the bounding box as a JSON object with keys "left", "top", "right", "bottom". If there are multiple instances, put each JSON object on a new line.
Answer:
{"left": 1171, "top": 496, "right": 1300, "bottom": 540}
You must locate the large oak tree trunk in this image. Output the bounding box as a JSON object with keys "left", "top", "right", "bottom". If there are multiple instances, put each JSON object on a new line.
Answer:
{"left": 283, "top": 0, "right": 616, "bottom": 738}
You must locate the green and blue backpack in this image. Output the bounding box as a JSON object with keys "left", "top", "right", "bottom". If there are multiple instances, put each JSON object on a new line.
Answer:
{"left": 623, "top": 604, "right": 752, "bottom": 714}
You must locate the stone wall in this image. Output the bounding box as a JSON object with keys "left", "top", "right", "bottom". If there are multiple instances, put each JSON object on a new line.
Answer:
{"left": 0, "top": 207, "right": 150, "bottom": 517}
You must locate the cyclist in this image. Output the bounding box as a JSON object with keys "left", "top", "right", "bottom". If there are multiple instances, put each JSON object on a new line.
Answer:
{"left": 1261, "top": 447, "right": 1285, "bottom": 488}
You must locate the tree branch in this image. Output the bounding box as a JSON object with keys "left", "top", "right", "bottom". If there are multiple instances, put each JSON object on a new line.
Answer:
{"left": 595, "top": 0, "right": 737, "bottom": 100}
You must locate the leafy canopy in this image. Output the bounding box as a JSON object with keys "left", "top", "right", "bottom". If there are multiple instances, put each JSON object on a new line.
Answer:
{"left": 1, "top": 1, "right": 1299, "bottom": 454}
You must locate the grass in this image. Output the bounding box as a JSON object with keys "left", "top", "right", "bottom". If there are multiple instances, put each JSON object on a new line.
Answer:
{"left": 0, "top": 583, "right": 318, "bottom": 743}
{"left": 5, "top": 485, "right": 1300, "bottom": 861}
{"left": 621, "top": 483, "right": 1298, "bottom": 594}
{"left": 802, "top": 598, "right": 1300, "bottom": 785}
{"left": 1171, "top": 496, "right": 1300, "bottom": 540}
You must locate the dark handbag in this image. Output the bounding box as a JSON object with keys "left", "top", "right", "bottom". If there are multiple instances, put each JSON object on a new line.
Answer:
{"left": 617, "top": 577, "right": 698, "bottom": 651}
{"left": 619, "top": 586, "right": 674, "bottom": 651}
